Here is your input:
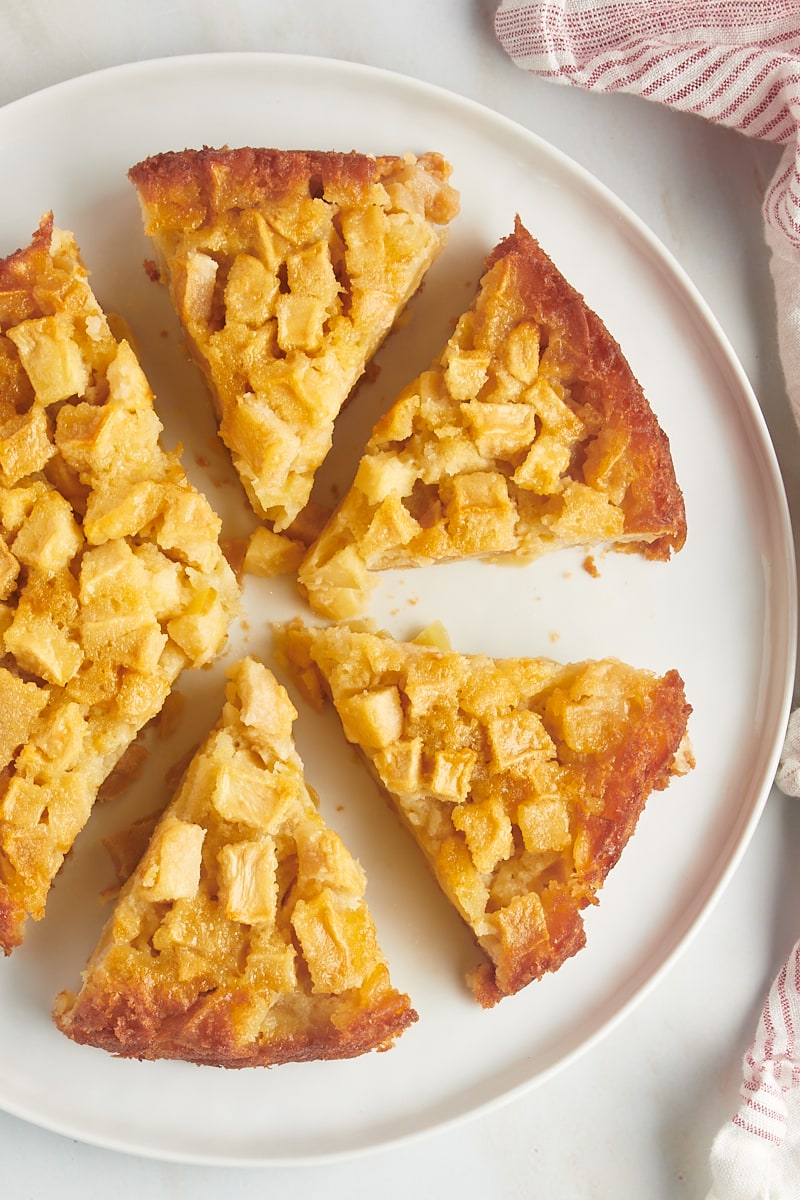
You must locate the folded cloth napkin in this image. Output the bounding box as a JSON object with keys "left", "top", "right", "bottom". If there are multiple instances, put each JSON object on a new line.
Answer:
{"left": 495, "top": 4, "right": 800, "bottom": 1197}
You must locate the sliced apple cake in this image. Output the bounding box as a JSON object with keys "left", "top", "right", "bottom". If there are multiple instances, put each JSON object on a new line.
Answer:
{"left": 298, "top": 217, "right": 687, "bottom": 618}
{"left": 54, "top": 657, "right": 417, "bottom": 1065}
{"left": 0, "top": 215, "right": 240, "bottom": 954}
{"left": 128, "top": 146, "right": 460, "bottom": 533}
{"left": 274, "top": 619, "right": 693, "bottom": 1007}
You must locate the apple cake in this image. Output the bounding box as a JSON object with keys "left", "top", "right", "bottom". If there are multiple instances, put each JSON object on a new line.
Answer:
{"left": 54, "top": 657, "right": 417, "bottom": 1065}
{"left": 297, "top": 217, "right": 687, "bottom": 619}
{"left": 0, "top": 215, "right": 240, "bottom": 954}
{"left": 274, "top": 619, "right": 693, "bottom": 1007}
{"left": 127, "top": 146, "right": 460, "bottom": 533}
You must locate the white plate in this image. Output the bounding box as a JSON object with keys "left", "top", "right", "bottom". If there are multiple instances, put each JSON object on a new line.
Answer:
{"left": 0, "top": 53, "right": 795, "bottom": 1166}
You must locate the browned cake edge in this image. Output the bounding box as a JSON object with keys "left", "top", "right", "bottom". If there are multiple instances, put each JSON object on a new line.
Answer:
{"left": 489, "top": 217, "right": 687, "bottom": 559}
{"left": 127, "top": 146, "right": 454, "bottom": 229}
{"left": 0, "top": 213, "right": 52, "bottom": 294}
{"left": 53, "top": 969, "right": 417, "bottom": 1067}
{"left": 469, "top": 668, "right": 693, "bottom": 1007}
{"left": 0, "top": 891, "right": 24, "bottom": 955}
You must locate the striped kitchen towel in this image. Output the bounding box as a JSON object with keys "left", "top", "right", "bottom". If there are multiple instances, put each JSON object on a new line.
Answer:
{"left": 494, "top": 1, "right": 800, "bottom": 426}
{"left": 707, "top": 936, "right": 800, "bottom": 1200}
{"left": 495, "top": 5, "right": 800, "bottom": 1197}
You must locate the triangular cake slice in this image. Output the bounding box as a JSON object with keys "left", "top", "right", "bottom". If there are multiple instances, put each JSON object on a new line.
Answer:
{"left": 54, "top": 657, "right": 416, "bottom": 1065}
{"left": 128, "top": 147, "right": 460, "bottom": 532}
{"left": 274, "top": 619, "right": 693, "bottom": 1007}
{"left": 0, "top": 215, "right": 240, "bottom": 954}
{"left": 298, "top": 217, "right": 687, "bottom": 618}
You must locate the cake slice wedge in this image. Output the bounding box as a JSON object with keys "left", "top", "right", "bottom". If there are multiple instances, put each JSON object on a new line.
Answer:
{"left": 297, "top": 217, "right": 687, "bottom": 618}
{"left": 54, "top": 657, "right": 417, "bottom": 1065}
{"left": 0, "top": 215, "right": 240, "bottom": 955}
{"left": 128, "top": 147, "right": 460, "bottom": 532}
{"left": 274, "top": 619, "right": 693, "bottom": 1008}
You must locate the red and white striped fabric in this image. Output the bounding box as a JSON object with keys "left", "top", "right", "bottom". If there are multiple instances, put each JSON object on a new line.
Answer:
{"left": 707, "top": 937, "right": 800, "bottom": 1199}
{"left": 495, "top": 4, "right": 800, "bottom": 1197}
{"left": 495, "top": 0, "right": 800, "bottom": 428}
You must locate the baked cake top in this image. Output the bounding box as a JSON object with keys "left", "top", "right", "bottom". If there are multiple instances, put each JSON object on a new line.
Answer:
{"left": 128, "top": 147, "right": 460, "bottom": 532}
{"left": 275, "top": 619, "right": 693, "bottom": 1007}
{"left": 298, "top": 216, "right": 687, "bottom": 619}
{"left": 54, "top": 657, "right": 417, "bottom": 1065}
{"left": 0, "top": 214, "right": 239, "bottom": 953}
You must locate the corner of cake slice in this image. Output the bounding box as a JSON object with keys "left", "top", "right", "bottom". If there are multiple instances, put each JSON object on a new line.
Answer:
{"left": 127, "top": 146, "right": 460, "bottom": 532}
{"left": 0, "top": 214, "right": 240, "bottom": 954}
{"left": 54, "top": 657, "right": 417, "bottom": 1065}
{"left": 273, "top": 619, "right": 693, "bottom": 1008}
{"left": 297, "top": 216, "right": 687, "bottom": 619}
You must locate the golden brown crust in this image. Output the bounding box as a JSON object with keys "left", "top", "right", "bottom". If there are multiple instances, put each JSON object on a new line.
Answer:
{"left": 0, "top": 887, "right": 24, "bottom": 957}
{"left": 468, "top": 668, "right": 692, "bottom": 1006}
{"left": 128, "top": 147, "right": 453, "bottom": 228}
{"left": 0, "top": 215, "right": 239, "bottom": 954}
{"left": 274, "top": 620, "right": 693, "bottom": 1008}
{"left": 469, "top": 885, "right": 588, "bottom": 1008}
{"left": 298, "top": 215, "right": 687, "bottom": 620}
{"left": 54, "top": 658, "right": 416, "bottom": 1065}
{"left": 53, "top": 969, "right": 414, "bottom": 1066}
{"left": 485, "top": 219, "right": 686, "bottom": 558}
{"left": 578, "top": 668, "right": 691, "bottom": 885}
{"left": 128, "top": 147, "right": 460, "bottom": 532}
{"left": 0, "top": 212, "right": 55, "bottom": 313}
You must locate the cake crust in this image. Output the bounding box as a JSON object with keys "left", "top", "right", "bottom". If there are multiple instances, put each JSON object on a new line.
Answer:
{"left": 129, "top": 147, "right": 446, "bottom": 223}
{"left": 484, "top": 220, "right": 685, "bottom": 552}
{"left": 54, "top": 971, "right": 413, "bottom": 1066}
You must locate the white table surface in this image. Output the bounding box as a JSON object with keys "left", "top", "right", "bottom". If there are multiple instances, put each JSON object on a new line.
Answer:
{"left": 2, "top": 2, "right": 799, "bottom": 1196}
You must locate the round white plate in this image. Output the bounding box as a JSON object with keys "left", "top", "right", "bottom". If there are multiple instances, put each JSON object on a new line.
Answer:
{"left": 0, "top": 53, "right": 794, "bottom": 1166}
